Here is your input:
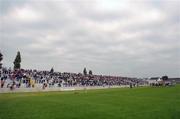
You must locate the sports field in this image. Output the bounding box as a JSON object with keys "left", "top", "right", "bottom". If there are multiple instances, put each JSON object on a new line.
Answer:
{"left": 0, "top": 85, "right": 180, "bottom": 119}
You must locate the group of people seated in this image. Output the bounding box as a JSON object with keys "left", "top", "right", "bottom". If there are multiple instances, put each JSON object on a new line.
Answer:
{"left": 0, "top": 68, "right": 148, "bottom": 90}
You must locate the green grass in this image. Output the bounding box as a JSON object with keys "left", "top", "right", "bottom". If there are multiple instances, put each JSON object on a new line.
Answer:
{"left": 0, "top": 85, "right": 180, "bottom": 119}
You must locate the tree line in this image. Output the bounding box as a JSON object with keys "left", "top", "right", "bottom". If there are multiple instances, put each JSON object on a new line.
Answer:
{"left": 0, "top": 51, "right": 92, "bottom": 75}
{"left": 0, "top": 51, "right": 21, "bottom": 70}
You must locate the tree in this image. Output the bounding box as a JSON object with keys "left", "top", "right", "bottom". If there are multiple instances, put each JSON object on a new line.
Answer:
{"left": 89, "top": 70, "right": 93, "bottom": 75}
{"left": 83, "top": 67, "right": 87, "bottom": 75}
{"left": 0, "top": 52, "right": 3, "bottom": 69}
{"left": 50, "top": 67, "right": 54, "bottom": 73}
{"left": 13, "top": 51, "right": 21, "bottom": 70}
{"left": 162, "top": 75, "right": 168, "bottom": 81}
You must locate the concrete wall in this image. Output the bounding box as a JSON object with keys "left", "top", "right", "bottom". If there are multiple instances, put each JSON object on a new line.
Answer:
{"left": 0, "top": 85, "right": 137, "bottom": 93}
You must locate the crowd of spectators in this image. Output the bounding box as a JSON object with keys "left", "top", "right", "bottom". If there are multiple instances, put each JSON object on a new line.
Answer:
{"left": 0, "top": 67, "right": 147, "bottom": 89}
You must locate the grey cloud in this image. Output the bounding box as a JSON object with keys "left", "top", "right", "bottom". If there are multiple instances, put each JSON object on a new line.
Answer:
{"left": 0, "top": 0, "right": 27, "bottom": 16}
{"left": 0, "top": 0, "right": 179, "bottom": 77}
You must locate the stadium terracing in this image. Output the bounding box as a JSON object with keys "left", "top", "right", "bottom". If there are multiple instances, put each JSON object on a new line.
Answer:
{"left": 0, "top": 67, "right": 148, "bottom": 92}
{"left": 1, "top": 67, "right": 179, "bottom": 93}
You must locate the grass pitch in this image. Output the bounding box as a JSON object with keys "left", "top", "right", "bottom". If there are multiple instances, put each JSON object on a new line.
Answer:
{"left": 0, "top": 85, "right": 180, "bottom": 119}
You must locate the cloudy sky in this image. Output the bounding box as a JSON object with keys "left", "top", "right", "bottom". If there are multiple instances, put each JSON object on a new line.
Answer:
{"left": 0, "top": 0, "right": 180, "bottom": 77}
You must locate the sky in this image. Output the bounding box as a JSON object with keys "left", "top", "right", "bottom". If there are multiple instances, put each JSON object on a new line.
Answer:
{"left": 0, "top": 0, "right": 180, "bottom": 78}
